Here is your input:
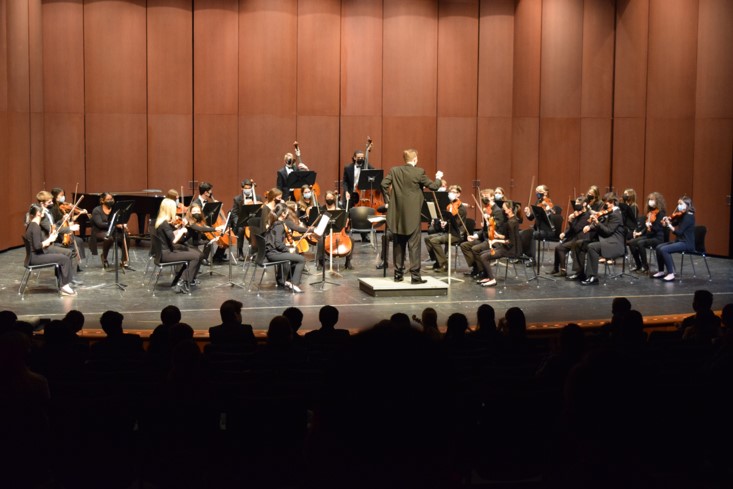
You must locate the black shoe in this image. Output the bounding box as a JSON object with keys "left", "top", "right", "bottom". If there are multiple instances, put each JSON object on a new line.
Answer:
{"left": 376, "top": 261, "right": 388, "bottom": 270}
{"left": 566, "top": 273, "right": 585, "bottom": 281}
{"left": 190, "top": 279, "right": 201, "bottom": 287}
{"left": 76, "top": 266, "right": 84, "bottom": 273}
{"left": 345, "top": 261, "right": 354, "bottom": 270}
{"left": 201, "top": 258, "right": 211, "bottom": 267}
{"left": 580, "top": 276, "right": 599, "bottom": 285}
{"left": 431, "top": 262, "right": 441, "bottom": 270}
{"left": 525, "top": 258, "right": 535, "bottom": 267}
{"left": 361, "top": 235, "right": 370, "bottom": 243}
{"left": 102, "top": 258, "right": 109, "bottom": 270}
{"left": 411, "top": 277, "right": 428, "bottom": 284}
{"left": 394, "top": 272, "right": 404, "bottom": 282}
{"left": 173, "top": 281, "right": 189, "bottom": 294}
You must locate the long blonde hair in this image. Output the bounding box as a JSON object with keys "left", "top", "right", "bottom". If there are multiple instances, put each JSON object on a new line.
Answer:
{"left": 155, "top": 198, "right": 177, "bottom": 229}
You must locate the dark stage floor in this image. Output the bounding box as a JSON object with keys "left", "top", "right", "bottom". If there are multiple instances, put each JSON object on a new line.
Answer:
{"left": 2, "top": 235, "right": 731, "bottom": 334}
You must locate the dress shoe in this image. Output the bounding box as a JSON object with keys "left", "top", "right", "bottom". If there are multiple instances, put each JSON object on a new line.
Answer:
{"left": 525, "top": 258, "right": 535, "bottom": 268}
{"left": 190, "top": 279, "right": 201, "bottom": 287}
{"left": 652, "top": 271, "right": 666, "bottom": 278}
{"left": 60, "top": 286, "right": 77, "bottom": 297}
{"left": 292, "top": 284, "right": 303, "bottom": 293}
{"left": 376, "top": 261, "right": 388, "bottom": 270}
{"left": 201, "top": 258, "right": 211, "bottom": 267}
{"left": 662, "top": 273, "right": 676, "bottom": 282}
{"left": 566, "top": 273, "right": 585, "bottom": 281}
{"left": 480, "top": 278, "right": 497, "bottom": 287}
{"left": 411, "top": 277, "right": 428, "bottom": 284}
{"left": 431, "top": 262, "right": 441, "bottom": 270}
{"left": 345, "top": 261, "right": 354, "bottom": 270}
{"left": 580, "top": 276, "right": 599, "bottom": 285}
{"left": 173, "top": 281, "right": 190, "bottom": 294}
{"left": 102, "top": 258, "right": 109, "bottom": 270}
{"left": 76, "top": 266, "right": 84, "bottom": 273}
{"left": 394, "top": 273, "right": 404, "bottom": 282}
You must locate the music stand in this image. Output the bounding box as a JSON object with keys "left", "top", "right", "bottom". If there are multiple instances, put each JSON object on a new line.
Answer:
{"left": 433, "top": 205, "right": 464, "bottom": 285}
{"left": 284, "top": 171, "right": 317, "bottom": 201}
{"left": 212, "top": 210, "right": 244, "bottom": 289}
{"left": 310, "top": 210, "right": 345, "bottom": 289}
{"left": 529, "top": 205, "right": 556, "bottom": 282}
{"left": 103, "top": 200, "right": 135, "bottom": 290}
{"left": 356, "top": 169, "right": 383, "bottom": 207}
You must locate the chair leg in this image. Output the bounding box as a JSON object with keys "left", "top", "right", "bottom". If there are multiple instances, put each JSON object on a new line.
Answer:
{"left": 18, "top": 269, "right": 31, "bottom": 297}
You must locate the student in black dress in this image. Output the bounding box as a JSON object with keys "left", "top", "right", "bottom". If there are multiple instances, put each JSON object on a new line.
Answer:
{"left": 49, "top": 187, "right": 87, "bottom": 266}
{"left": 653, "top": 195, "right": 696, "bottom": 282}
{"left": 183, "top": 203, "right": 226, "bottom": 265}
{"left": 90, "top": 192, "right": 130, "bottom": 268}
{"left": 265, "top": 202, "right": 307, "bottom": 293}
{"left": 628, "top": 192, "right": 667, "bottom": 274}
{"left": 477, "top": 201, "right": 521, "bottom": 287}
{"left": 24, "top": 204, "right": 77, "bottom": 296}
{"left": 154, "top": 198, "right": 202, "bottom": 294}
{"left": 586, "top": 185, "right": 602, "bottom": 212}
{"left": 520, "top": 184, "right": 559, "bottom": 267}
{"left": 619, "top": 188, "right": 639, "bottom": 240}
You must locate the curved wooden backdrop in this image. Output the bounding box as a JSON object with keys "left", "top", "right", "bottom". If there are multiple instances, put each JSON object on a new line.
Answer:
{"left": 0, "top": 0, "right": 731, "bottom": 254}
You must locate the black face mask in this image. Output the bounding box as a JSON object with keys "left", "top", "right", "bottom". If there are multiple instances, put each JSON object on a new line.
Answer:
{"left": 104, "top": 200, "right": 114, "bottom": 207}
{"left": 286, "top": 160, "right": 294, "bottom": 167}
{"left": 192, "top": 213, "right": 203, "bottom": 222}
{"left": 623, "top": 195, "right": 630, "bottom": 202}
{"left": 355, "top": 159, "right": 365, "bottom": 166}
{"left": 325, "top": 199, "right": 335, "bottom": 206}
{"left": 573, "top": 204, "right": 583, "bottom": 212}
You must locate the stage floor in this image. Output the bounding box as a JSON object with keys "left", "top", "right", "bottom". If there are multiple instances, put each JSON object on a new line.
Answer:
{"left": 1, "top": 236, "right": 731, "bottom": 335}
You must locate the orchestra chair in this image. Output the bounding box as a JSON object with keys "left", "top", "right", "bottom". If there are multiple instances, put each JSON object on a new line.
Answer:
{"left": 645, "top": 226, "right": 671, "bottom": 273}
{"left": 248, "top": 234, "right": 292, "bottom": 294}
{"left": 496, "top": 253, "right": 538, "bottom": 290}
{"left": 147, "top": 233, "right": 191, "bottom": 296}
{"left": 538, "top": 213, "right": 564, "bottom": 268}
{"left": 678, "top": 225, "right": 712, "bottom": 282}
{"left": 452, "top": 218, "right": 475, "bottom": 270}
{"left": 19, "top": 236, "right": 61, "bottom": 299}
{"left": 603, "top": 246, "right": 632, "bottom": 281}
{"left": 349, "top": 206, "right": 377, "bottom": 251}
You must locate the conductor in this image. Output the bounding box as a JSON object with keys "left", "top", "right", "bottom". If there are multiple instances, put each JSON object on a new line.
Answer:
{"left": 381, "top": 149, "right": 443, "bottom": 284}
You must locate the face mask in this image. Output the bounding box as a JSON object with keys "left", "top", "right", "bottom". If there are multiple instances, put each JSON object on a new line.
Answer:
{"left": 104, "top": 200, "right": 114, "bottom": 207}
{"left": 192, "top": 213, "right": 203, "bottom": 221}
{"left": 536, "top": 192, "right": 544, "bottom": 200}
{"left": 58, "top": 196, "right": 65, "bottom": 203}
{"left": 243, "top": 189, "right": 252, "bottom": 196}
{"left": 574, "top": 204, "right": 583, "bottom": 212}
{"left": 448, "top": 192, "right": 457, "bottom": 202}
{"left": 481, "top": 197, "right": 491, "bottom": 205}
{"left": 355, "top": 159, "right": 365, "bottom": 166}
{"left": 286, "top": 159, "right": 294, "bottom": 167}
{"left": 325, "top": 199, "right": 335, "bottom": 206}
{"left": 587, "top": 194, "right": 593, "bottom": 200}
{"left": 677, "top": 203, "right": 687, "bottom": 212}
{"left": 494, "top": 193, "right": 503, "bottom": 201}
{"left": 648, "top": 200, "right": 656, "bottom": 208}
{"left": 303, "top": 192, "right": 312, "bottom": 199}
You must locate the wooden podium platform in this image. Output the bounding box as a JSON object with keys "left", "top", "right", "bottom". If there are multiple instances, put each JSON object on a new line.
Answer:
{"left": 358, "top": 276, "right": 449, "bottom": 297}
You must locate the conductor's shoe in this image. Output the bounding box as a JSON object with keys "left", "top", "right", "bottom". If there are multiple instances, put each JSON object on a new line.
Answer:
{"left": 394, "top": 272, "right": 404, "bottom": 282}
{"left": 411, "top": 277, "right": 428, "bottom": 284}
{"left": 580, "top": 276, "right": 599, "bottom": 285}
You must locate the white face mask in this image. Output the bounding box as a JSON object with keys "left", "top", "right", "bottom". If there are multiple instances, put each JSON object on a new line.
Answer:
{"left": 448, "top": 192, "right": 457, "bottom": 202}
{"left": 494, "top": 193, "right": 503, "bottom": 201}
{"left": 58, "top": 196, "right": 65, "bottom": 203}
{"left": 677, "top": 203, "right": 687, "bottom": 212}
{"left": 648, "top": 199, "right": 655, "bottom": 208}
{"left": 303, "top": 192, "right": 312, "bottom": 199}
{"left": 243, "top": 189, "right": 252, "bottom": 196}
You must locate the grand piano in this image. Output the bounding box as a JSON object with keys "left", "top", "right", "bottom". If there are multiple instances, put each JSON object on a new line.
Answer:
{"left": 73, "top": 190, "right": 192, "bottom": 239}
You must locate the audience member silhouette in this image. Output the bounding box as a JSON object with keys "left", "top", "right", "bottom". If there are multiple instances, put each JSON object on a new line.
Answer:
{"left": 390, "top": 312, "right": 413, "bottom": 329}
{"left": 253, "top": 315, "right": 307, "bottom": 369}
{"left": 37, "top": 319, "right": 88, "bottom": 380}
{"left": 680, "top": 289, "right": 721, "bottom": 344}
{"left": 88, "top": 310, "right": 144, "bottom": 363}
{"left": 469, "top": 303, "right": 502, "bottom": 352}
{"left": 282, "top": 306, "right": 305, "bottom": 345}
{"left": 501, "top": 307, "right": 531, "bottom": 355}
{"left": 443, "top": 312, "right": 471, "bottom": 352}
{"left": 616, "top": 310, "right": 647, "bottom": 349}
{"left": 0, "top": 309, "right": 18, "bottom": 335}
{"left": 208, "top": 299, "right": 256, "bottom": 349}
{"left": 418, "top": 307, "right": 442, "bottom": 342}
{"left": 600, "top": 297, "right": 632, "bottom": 340}
{"left": 148, "top": 305, "right": 183, "bottom": 370}
{"left": 536, "top": 323, "right": 585, "bottom": 388}
{"left": 62, "top": 309, "right": 88, "bottom": 344}
{"left": 305, "top": 305, "right": 350, "bottom": 347}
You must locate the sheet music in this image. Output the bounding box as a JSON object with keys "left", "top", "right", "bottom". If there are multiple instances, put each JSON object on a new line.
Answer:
{"left": 314, "top": 214, "right": 330, "bottom": 237}
{"left": 426, "top": 201, "right": 438, "bottom": 220}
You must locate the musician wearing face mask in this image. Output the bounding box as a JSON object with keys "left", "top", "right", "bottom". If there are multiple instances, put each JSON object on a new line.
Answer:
{"left": 586, "top": 185, "right": 602, "bottom": 212}
{"left": 34, "top": 190, "right": 75, "bottom": 261}
{"left": 425, "top": 185, "right": 467, "bottom": 272}
{"left": 49, "top": 187, "right": 88, "bottom": 268}
{"left": 297, "top": 184, "right": 318, "bottom": 225}
{"left": 265, "top": 203, "right": 306, "bottom": 293}
{"left": 232, "top": 179, "right": 260, "bottom": 259}
{"left": 191, "top": 182, "right": 228, "bottom": 263}
{"left": 551, "top": 196, "right": 593, "bottom": 278}
{"left": 652, "top": 195, "right": 696, "bottom": 282}
{"left": 475, "top": 201, "right": 521, "bottom": 287}
{"left": 628, "top": 192, "right": 666, "bottom": 274}
{"left": 619, "top": 188, "right": 639, "bottom": 240}
{"left": 184, "top": 203, "right": 226, "bottom": 266}
{"left": 315, "top": 190, "right": 353, "bottom": 270}
{"left": 25, "top": 203, "right": 78, "bottom": 296}
{"left": 91, "top": 192, "right": 130, "bottom": 269}
{"left": 154, "top": 198, "right": 202, "bottom": 294}
{"left": 461, "top": 189, "right": 506, "bottom": 279}
{"left": 342, "top": 150, "right": 372, "bottom": 243}
{"left": 579, "top": 193, "right": 625, "bottom": 285}
{"left": 494, "top": 187, "right": 522, "bottom": 224}
{"left": 276, "top": 149, "right": 309, "bottom": 196}
{"left": 520, "top": 185, "right": 559, "bottom": 267}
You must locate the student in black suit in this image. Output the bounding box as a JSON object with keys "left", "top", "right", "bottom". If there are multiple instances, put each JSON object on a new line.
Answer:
{"left": 208, "top": 300, "right": 256, "bottom": 348}
{"left": 381, "top": 149, "right": 443, "bottom": 284}
{"left": 551, "top": 195, "right": 593, "bottom": 277}
{"left": 580, "top": 193, "right": 626, "bottom": 285}
{"left": 232, "top": 178, "right": 261, "bottom": 259}
{"left": 276, "top": 150, "right": 309, "bottom": 196}
{"left": 342, "top": 150, "right": 371, "bottom": 242}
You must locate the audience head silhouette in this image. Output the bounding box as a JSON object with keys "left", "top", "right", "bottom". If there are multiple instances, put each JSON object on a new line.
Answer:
{"left": 220, "top": 300, "right": 243, "bottom": 324}
{"left": 100, "top": 310, "right": 124, "bottom": 337}
{"left": 319, "top": 305, "right": 339, "bottom": 329}
{"left": 160, "top": 305, "right": 182, "bottom": 326}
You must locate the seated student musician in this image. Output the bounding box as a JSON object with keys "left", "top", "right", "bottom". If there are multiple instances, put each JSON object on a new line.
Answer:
{"left": 24, "top": 204, "right": 78, "bottom": 296}
{"left": 49, "top": 187, "right": 87, "bottom": 269}
{"left": 461, "top": 188, "right": 506, "bottom": 280}
{"left": 232, "top": 178, "right": 261, "bottom": 260}
{"left": 265, "top": 202, "right": 308, "bottom": 293}
{"left": 619, "top": 188, "right": 639, "bottom": 241}
{"left": 183, "top": 203, "right": 226, "bottom": 266}
{"left": 297, "top": 184, "right": 319, "bottom": 225}
{"left": 316, "top": 190, "right": 353, "bottom": 270}
{"left": 653, "top": 195, "right": 696, "bottom": 282}
{"left": 154, "top": 198, "right": 202, "bottom": 294}
{"left": 586, "top": 185, "right": 603, "bottom": 212}
{"left": 579, "top": 192, "right": 625, "bottom": 285}
{"left": 425, "top": 185, "right": 467, "bottom": 272}
{"left": 628, "top": 192, "right": 667, "bottom": 274}
{"left": 520, "top": 184, "right": 559, "bottom": 267}
{"left": 90, "top": 192, "right": 131, "bottom": 269}
{"left": 476, "top": 200, "right": 521, "bottom": 287}
{"left": 551, "top": 195, "right": 593, "bottom": 277}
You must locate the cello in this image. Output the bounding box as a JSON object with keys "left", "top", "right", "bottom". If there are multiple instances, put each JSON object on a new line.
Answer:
{"left": 323, "top": 194, "right": 353, "bottom": 258}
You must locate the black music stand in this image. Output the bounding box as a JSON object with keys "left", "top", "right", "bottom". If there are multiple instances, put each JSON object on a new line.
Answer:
{"left": 238, "top": 203, "right": 264, "bottom": 262}
{"left": 103, "top": 200, "right": 135, "bottom": 290}
{"left": 212, "top": 210, "right": 244, "bottom": 288}
{"left": 284, "top": 171, "right": 317, "bottom": 201}
{"left": 310, "top": 210, "right": 346, "bottom": 289}
{"left": 355, "top": 169, "right": 383, "bottom": 207}
{"left": 202, "top": 202, "right": 224, "bottom": 276}
{"left": 530, "top": 204, "right": 556, "bottom": 282}
{"left": 435, "top": 206, "right": 464, "bottom": 285}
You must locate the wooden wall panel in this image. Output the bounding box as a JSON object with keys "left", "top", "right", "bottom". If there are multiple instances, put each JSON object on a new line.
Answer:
{"left": 539, "top": 118, "right": 580, "bottom": 209}
{"left": 478, "top": 0, "right": 514, "bottom": 118}
{"left": 148, "top": 115, "right": 192, "bottom": 192}
{"left": 8, "top": 113, "right": 30, "bottom": 244}
{"left": 193, "top": 115, "right": 239, "bottom": 201}
{"left": 383, "top": 0, "right": 438, "bottom": 116}
{"left": 692, "top": 119, "right": 732, "bottom": 256}
{"left": 614, "top": 0, "right": 648, "bottom": 117}
{"left": 239, "top": 0, "right": 297, "bottom": 116}
{"left": 340, "top": 0, "right": 382, "bottom": 117}
{"left": 0, "top": 113, "right": 8, "bottom": 250}
{"left": 0, "top": 0, "right": 7, "bottom": 113}
{"left": 382, "top": 117, "right": 437, "bottom": 176}
{"left": 30, "top": 112, "right": 43, "bottom": 192}
{"left": 437, "top": 117, "right": 477, "bottom": 192}
{"left": 297, "top": 0, "right": 340, "bottom": 116}
{"left": 148, "top": 0, "right": 192, "bottom": 115}
{"left": 84, "top": 0, "right": 146, "bottom": 114}
{"left": 239, "top": 116, "right": 296, "bottom": 192}
{"left": 43, "top": 113, "right": 85, "bottom": 188}
{"left": 438, "top": 0, "right": 478, "bottom": 117}
{"left": 540, "top": 0, "right": 583, "bottom": 118}
{"left": 193, "top": 0, "right": 238, "bottom": 115}
{"left": 644, "top": 118, "right": 695, "bottom": 209}
{"left": 477, "top": 117, "right": 512, "bottom": 192}
{"left": 339, "top": 116, "right": 382, "bottom": 170}
{"left": 579, "top": 118, "right": 612, "bottom": 194}
{"left": 512, "top": 0, "right": 541, "bottom": 117}
{"left": 28, "top": 0, "right": 42, "bottom": 113}
{"left": 612, "top": 118, "right": 646, "bottom": 198}
{"left": 6, "top": 0, "right": 28, "bottom": 114}
{"left": 581, "top": 0, "right": 614, "bottom": 118}
{"left": 41, "top": 0, "right": 83, "bottom": 114}
{"left": 296, "top": 116, "right": 340, "bottom": 191}
{"left": 695, "top": 0, "right": 733, "bottom": 119}
{"left": 85, "top": 114, "right": 147, "bottom": 191}
{"left": 511, "top": 118, "right": 539, "bottom": 206}
{"left": 646, "top": 0, "right": 699, "bottom": 118}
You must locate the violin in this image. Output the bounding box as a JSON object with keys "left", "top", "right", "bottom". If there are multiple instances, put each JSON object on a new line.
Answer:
{"left": 540, "top": 196, "right": 555, "bottom": 214}
{"left": 589, "top": 206, "right": 613, "bottom": 226}
{"left": 646, "top": 208, "right": 659, "bottom": 225}
{"left": 661, "top": 210, "right": 684, "bottom": 227}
